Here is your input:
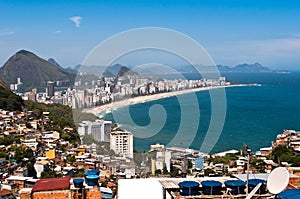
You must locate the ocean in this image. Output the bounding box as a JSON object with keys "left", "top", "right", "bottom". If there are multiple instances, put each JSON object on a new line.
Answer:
{"left": 102, "top": 72, "right": 300, "bottom": 154}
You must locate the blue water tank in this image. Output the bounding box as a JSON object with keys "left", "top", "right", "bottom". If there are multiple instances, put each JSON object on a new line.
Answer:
{"left": 178, "top": 181, "right": 199, "bottom": 196}
{"left": 89, "top": 169, "right": 100, "bottom": 175}
{"left": 201, "top": 180, "right": 222, "bottom": 195}
{"left": 73, "top": 178, "right": 84, "bottom": 188}
{"left": 85, "top": 175, "right": 99, "bottom": 186}
{"left": 248, "top": 179, "right": 266, "bottom": 194}
{"left": 84, "top": 169, "right": 100, "bottom": 176}
{"left": 279, "top": 188, "right": 300, "bottom": 199}
{"left": 84, "top": 169, "right": 100, "bottom": 180}
{"left": 225, "top": 180, "right": 246, "bottom": 195}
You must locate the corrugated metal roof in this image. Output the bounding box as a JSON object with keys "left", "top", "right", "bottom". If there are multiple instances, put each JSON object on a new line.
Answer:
{"left": 159, "top": 179, "right": 202, "bottom": 189}
{"left": 32, "top": 176, "right": 70, "bottom": 192}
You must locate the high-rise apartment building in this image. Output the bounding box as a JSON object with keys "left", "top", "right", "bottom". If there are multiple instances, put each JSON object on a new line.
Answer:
{"left": 110, "top": 131, "right": 133, "bottom": 158}
{"left": 78, "top": 120, "right": 112, "bottom": 143}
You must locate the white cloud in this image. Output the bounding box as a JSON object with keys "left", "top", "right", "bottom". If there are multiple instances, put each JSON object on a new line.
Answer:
{"left": 54, "top": 30, "right": 62, "bottom": 34}
{"left": 69, "top": 16, "right": 82, "bottom": 28}
{"left": 0, "top": 30, "right": 15, "bottom": 37}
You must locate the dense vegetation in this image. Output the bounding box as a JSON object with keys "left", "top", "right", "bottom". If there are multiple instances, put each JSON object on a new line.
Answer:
{"left": 0, "top": 86, "right": 24, "bottom": 111}
{"left": 72, "top": 109, "right": 98, "bottom": 127}
{"left": 268, "top": 144, "right": 300, "bottom": 166}
{"left": 0, "top": 83, "right": 101, "bottom": 145}
{"left": 82, "top": 134, "right": 115, "bottom": 156}
{"left": 24, "top": 101, "right": 80, "bottom": 143}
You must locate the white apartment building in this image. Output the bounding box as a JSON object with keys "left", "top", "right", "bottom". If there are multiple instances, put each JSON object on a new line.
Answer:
{"left": 110, "top": 131, "right": 133, "bottom": 158}
{"left": 78, "top": 120, "right": 112, "bottom": 143}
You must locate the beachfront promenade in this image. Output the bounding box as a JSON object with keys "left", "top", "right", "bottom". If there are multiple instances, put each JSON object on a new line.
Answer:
{"left": 85, "top": 84, "right": 250, "bottom": 115}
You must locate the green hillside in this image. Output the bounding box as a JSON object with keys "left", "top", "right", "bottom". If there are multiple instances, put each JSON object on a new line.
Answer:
{"left": 0, "top": 85, "right": 24, "bottom": 111}
{"left": 0, "top": 50, "right": 75, "bottom": 90}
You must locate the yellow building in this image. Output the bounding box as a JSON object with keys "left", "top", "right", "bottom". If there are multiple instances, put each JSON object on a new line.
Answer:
{"left": 45, "top": 149, "right": 55, "bottom": 159}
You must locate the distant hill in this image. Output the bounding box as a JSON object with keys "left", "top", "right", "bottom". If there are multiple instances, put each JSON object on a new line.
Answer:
{"left": 74, "top": 64, "right": 125, "bottom": 77}
{"left": 117, "top": 66, "right": 139, "bottom": 78}
{"left": 74, "top": 64, "right": 105, "bottom": 77}
{"left": 48, "top": 58, "right": 61, "bottom": 68}
{"left": 48, "top": 58, "right": 77, "bottom": 74}
{"left": 104, "top": 64, "right": 124, "bottom": 77}
{"left": 0, "top": 50, "right": 75, "bottom": 90}
{"left": 217, "top": 63, "right": 289, "bottom": 73}
{"left": 123, "top": 63, "right": 287, "bottom": 76}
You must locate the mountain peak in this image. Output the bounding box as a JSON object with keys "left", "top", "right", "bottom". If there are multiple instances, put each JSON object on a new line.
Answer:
{"left": 0, "top": 50, "right": 75, "bottom": 91}
{"left": 16, "top": 49, "right": 34, "bottom": 55}
{"left": 48, "top": 58, "right": 61, "bottom": 68}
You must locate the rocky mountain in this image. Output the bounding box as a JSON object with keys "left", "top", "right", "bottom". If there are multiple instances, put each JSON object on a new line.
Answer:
{"left": 48, "top": 58, "right": 61, "bottom": 68}
{"left": 0, "top": 50, "right": 75, "bottom": 90}
{"left": 48, "top": 58, "right": 77, "bottom": 74}
{"left": 74, "top": 64, "right": 125, "bottom": 77}
{"left": 0, "top": 77, "right": 9, "bottom": 90}
{"left": 104, "top": 64, "right": 124, "bottom": 77}
{"left": 117, "top": 66, "right": 139, "bottom": 78}
{"left": 217, "top": 63, "right": 288, "bottom": 73}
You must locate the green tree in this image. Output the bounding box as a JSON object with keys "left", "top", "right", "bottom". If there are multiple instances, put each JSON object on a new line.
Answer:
{"left": 73, "top": 169, "right": 85, "bottom": 177}
{"left": 269, "top": 145, "right": 293, "bottom": 164}
{"left": 204, "top": 168, "right": 215, "bottom": 176}
{"left": 0, "top": 86, "right": 24, "bottom": 111}
{"left": 82, "top": 134, "right": 96, "bottom": 145}
{"left": 0, "top": 150, "right": 6, "bottom": 158}
{"left": 0, "top": 136, "right": 20, "bottom": 145}
{"left": 24, "top": 100, "right": 80, "bottom": 143}
{"left": 13, "top": 147, "right": 34, "bottom": 162}
{"left": 155, "top": 169, "right": 162, "bottom": 175}
{"left": 40, "top": 171, "right": 62, "bottom": 178}
{"left": 27, "top": 163, "right": 37, "bottom": 178}
{"left": 170, "top": 165, "right": 180, "bottom": 177}
{"left": 291, "top": 156, "right": 300, "bottom": 166}
{"left": 14, "top": 147, "right": 25, "bottom": 162}
{"left": 133, "top": 150, "right": 143, "bottom": 167}
{"left": 188, "top": 160, "right": 193, "bottom": 169}
{"left": 251, "top": 158, "right": 265, "bottom": 173}
{"left": 66, "top": 156, "right": 76, "bottom": 165}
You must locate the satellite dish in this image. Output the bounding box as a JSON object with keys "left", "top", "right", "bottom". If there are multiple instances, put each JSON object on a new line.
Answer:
{"left": 267, "top": 167, "right": 289, "bottom": 194}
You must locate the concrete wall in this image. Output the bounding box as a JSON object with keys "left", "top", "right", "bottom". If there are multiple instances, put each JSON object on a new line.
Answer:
{"left": 20, "top": 189, "right": 102, "bottom": 199}
{"left": 32, "top": 190, "right": 70, "bottom": 199}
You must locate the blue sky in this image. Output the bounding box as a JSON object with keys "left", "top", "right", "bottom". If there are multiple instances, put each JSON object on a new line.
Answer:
{"left": 1, "top": 0, "right": 300, "bottom": 69}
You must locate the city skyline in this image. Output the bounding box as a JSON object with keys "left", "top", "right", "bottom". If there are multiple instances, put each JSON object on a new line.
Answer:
{"left": 1, "top": 0, "right": 300, "bottom": 69}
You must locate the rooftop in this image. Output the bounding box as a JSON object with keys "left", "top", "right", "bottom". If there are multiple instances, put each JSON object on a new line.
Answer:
{"left": 32, "top": 176, "right": 70, "bottom": 192}
{"left": 0, "top": 190, "right": 12, "bottom": 197}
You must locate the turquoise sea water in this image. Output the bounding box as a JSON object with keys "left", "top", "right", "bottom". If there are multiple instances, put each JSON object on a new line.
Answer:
{"left": 102, "top": 72, "right": 300, "bottom": 153}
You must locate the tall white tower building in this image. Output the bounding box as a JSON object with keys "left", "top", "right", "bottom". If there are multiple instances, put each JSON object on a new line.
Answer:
{"left": 110, "top": 130, "right": 133, "bottom": 158}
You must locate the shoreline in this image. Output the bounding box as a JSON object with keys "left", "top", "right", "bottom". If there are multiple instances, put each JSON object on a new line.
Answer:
{"left": 84, "top": 84, "right": 255, "bottom": 116}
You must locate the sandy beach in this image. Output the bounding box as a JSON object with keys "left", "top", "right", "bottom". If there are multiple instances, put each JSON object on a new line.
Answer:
{"left": 84, "top": 84, "right": 251, "bottom": 115}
